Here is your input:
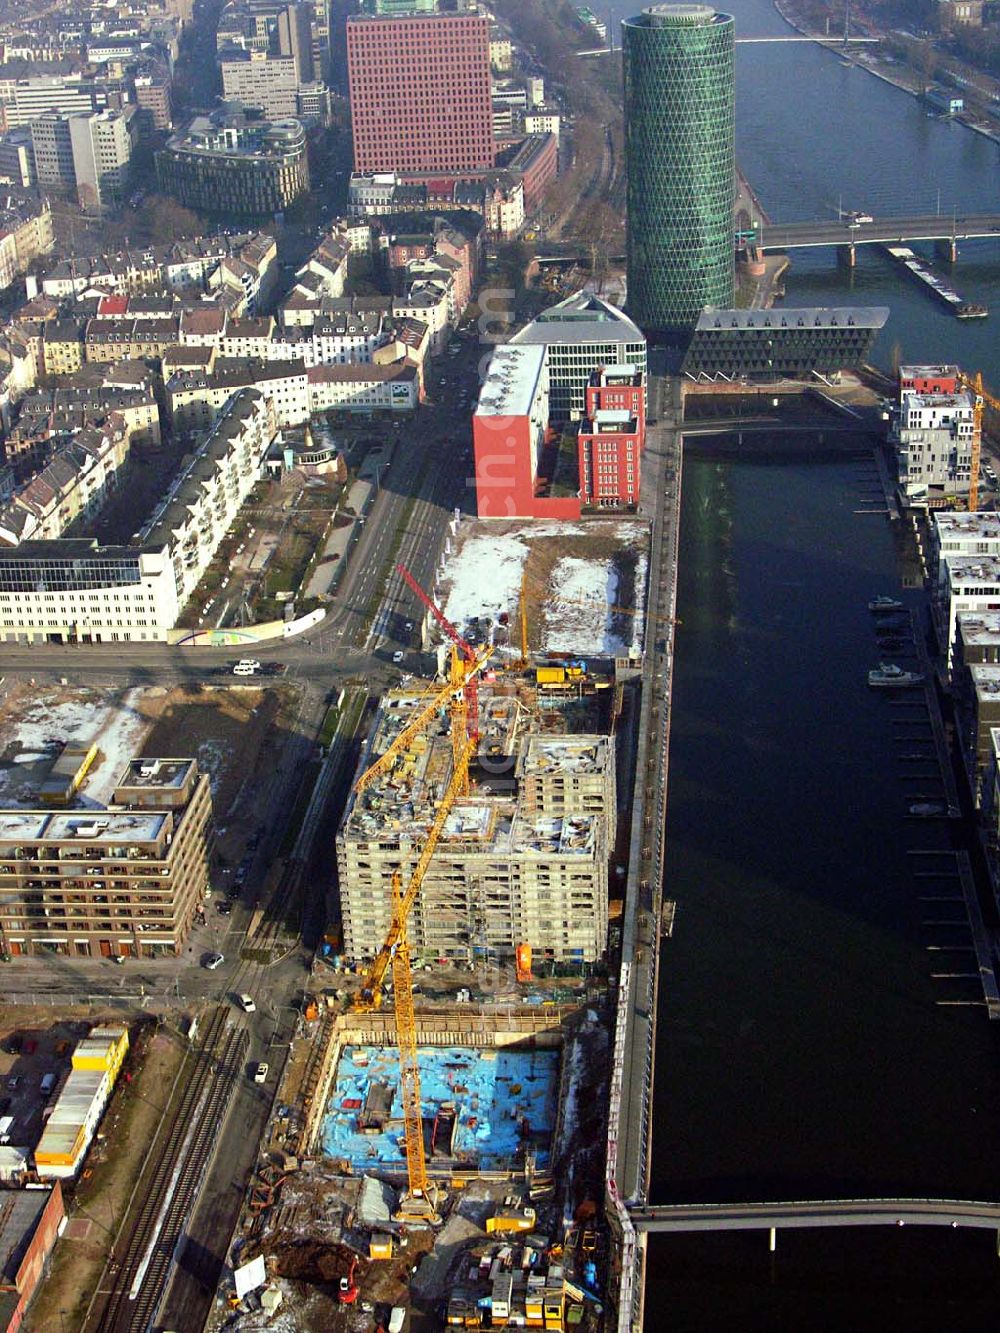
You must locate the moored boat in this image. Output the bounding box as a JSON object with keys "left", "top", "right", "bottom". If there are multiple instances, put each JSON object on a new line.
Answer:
{"left": 868, "top": 662, "right": 923, "bottom": 688}
{"left": 869, "top": 595, "right": 904, "bottom": 612}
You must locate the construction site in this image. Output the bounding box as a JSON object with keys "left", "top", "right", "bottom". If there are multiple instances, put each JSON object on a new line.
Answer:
{"left": 207, "top": 565, "right": 631, "bottom": 1331}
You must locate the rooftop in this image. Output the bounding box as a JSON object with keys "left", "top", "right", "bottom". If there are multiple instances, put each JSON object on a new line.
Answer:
{"left": 115, "top": 758, "right": 195, "bottom": 790}
{"left": 945, "top": 554, "right": 1000, "bottom": 584}
{"left": 901, "top": 389, "right": 973, "bottom": 410}
{"left": 934, "top": 512, "right": 1000, "bottom": 540}
{"left": 519, "top": 735, "right": 611, "bottom": 775}
{"left": 0, "top": 1189, "right": 53, "bottom": 1284}
{"left": 970, "top": 662, "right": 1000, "bottom": 696}
{"left": 475, "top": 343, "right": 546, "bottom": 417}
{"left": 512, "top": 292, "right": 644, "bottom": 347}
{"left": 900, "top": 363, "right": 958, "bottom": 378}
{"left": 957, "top": 612, "right": 1000, "bottom": 643}
{"left": 693, "top": 306, "right": 890, "bottom": 332}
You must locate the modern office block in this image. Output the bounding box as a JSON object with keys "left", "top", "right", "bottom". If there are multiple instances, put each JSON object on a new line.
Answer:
{"left": 622, "top": 3, "right": 735, "bottom": 334}
{"left": 346, "top": 8, "right": 493, "bottom": 174}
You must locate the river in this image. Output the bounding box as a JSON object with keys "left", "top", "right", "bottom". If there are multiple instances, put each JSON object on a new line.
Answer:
{"left": 602, "top": 0, "right": 1000, "bottom": 1326}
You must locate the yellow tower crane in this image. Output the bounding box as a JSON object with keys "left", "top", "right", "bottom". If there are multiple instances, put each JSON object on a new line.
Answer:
{"left": 353, "top": 732, "right": 477, "bottom": 1221}
{"left": 957, "top": 371, "right": 1000, "bottom": 513}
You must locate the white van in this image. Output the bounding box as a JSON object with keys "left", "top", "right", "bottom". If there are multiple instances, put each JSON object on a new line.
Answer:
{"left": 232, "top": 663, "right": 257, "bottom": 676}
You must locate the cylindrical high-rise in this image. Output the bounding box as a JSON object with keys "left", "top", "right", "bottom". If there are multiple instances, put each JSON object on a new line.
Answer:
{"left": 622, "top": 3, "right": 735, "bottom": 336}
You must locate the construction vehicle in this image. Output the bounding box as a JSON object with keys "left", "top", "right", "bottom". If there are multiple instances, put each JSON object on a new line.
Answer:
{"left": 337, "top": 1255, "right": 359, "bottom": 1304}
{"left": 957, "top": 370, "right": 1000, "bottom": 512}
{"left": 353, "top": 567, "right": 485, "bottom": 1223}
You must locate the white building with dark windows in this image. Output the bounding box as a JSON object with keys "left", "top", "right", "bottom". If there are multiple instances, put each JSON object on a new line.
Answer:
{"left": 510, "top": 292, "right": 647, "bottom": 420}
{"left": 0, "top": 389, "right": 277, "bottom": 643}
{"left": 892, "top": 387, "right": 976, "bottom": 507}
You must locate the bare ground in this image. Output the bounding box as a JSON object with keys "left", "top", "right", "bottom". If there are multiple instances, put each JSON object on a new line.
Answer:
{"left": 21, "top": 1022, "right": 189, "bottom": 1332}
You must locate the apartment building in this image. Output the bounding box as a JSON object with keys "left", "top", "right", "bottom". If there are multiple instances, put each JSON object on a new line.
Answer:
{"left": 139, "top": 387, "right": 278, "bottom": 607}
{"left": 337, "top": 683, "right": 614, "bottom": 964}
{"left": 0, "top": 193, "right": 53, "bottom": 292}
{"left": 305, "top": 360, "right": 418, "bottom": 412}
{"left": 0, "top": 757, "right": 212, "bottom": 959}
{"left": 165, "top": 357, "right": 309, "bottom": 431}
{"left": 0, "top": 389, "right": 276, "bottom": 643}
{"left": 0, "top": 416, "right": 130, "bottom": 546}
{"left": 219, "top": 50, "right": 298, "bottom": 118}
{"left": 156, "top": 113, "right": 309, "bottom": 215}
{"left": 892, "top": 385, "right": 977, "bottom": 508}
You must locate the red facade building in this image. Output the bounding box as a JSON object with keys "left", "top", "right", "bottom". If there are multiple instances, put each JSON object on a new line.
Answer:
{"left": 899, "top": 363, "right": 960, "bottom": 395}
{"left": 577, "top": 365, "right": 646, "bottom": 508}
{"left": 347, "top": 11, "right": 494, "bottom": 176}
{"left": 577, "top": 414, "right": 642, "bottom": 507}
{"left": 584, "top": 364, "right": 646, "bottom": 429}
{"left": 472, "top": 342, "right": 580, "bottom": 519}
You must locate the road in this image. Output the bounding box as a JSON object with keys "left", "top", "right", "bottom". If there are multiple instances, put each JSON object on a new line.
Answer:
{"left": 9, "top": 327, "right": 487, "bottom": 1332}
{"left": 758, "top": 212, "right": 1000, "bottom": 250}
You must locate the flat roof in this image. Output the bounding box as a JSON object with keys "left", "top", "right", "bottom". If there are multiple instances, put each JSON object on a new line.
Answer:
{"left": 116, "top": 758, "right": 194, "bottom": 790}
{"left": 900, "top": 363, "right": 958, "bottom": 377}
{"left": 957, "top": 611, "right": 1000, "bottom": 642}
{"left": 512, "top": 292, "right": 644, "bottom": 348}
{"left": 970, "top": 663, "right": 1000, "bottom": 696}
{"left": 0, "top": 812, "right": 48, "bottom": 840}
{"left": 933, "top": 513, "right": 1000, "bottom": 540}
{"left": 945, "top": 554, "right": 1000, "bottom": 584}
{"left": 520, "top": 735, "right": 611, "bottom": 774}
{"left": 901, "top": 389, "right": 973, "bottom": 410}
{"left": 43, "top": 812, "right": 167, "bottom": 842}
{"left": 476, "top": 343, "right": 546, "bottom": 418}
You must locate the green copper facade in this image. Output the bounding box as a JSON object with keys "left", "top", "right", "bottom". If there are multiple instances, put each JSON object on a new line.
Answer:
{"left": 623, "top": 4, "right": 735, "bottom": 334}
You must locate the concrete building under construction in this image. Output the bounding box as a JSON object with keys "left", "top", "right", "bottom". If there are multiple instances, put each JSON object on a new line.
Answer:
{"left": 337, "top": 679, "right": 615, "bottom": 965}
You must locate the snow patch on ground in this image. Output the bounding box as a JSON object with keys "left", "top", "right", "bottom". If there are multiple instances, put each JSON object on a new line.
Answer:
{"left": 0, "top": 687, "right": 150, "bottom": 805}
{"left": 197, "top": 739, "right": 226, "bottom": 797}
{"left": 442, "top": 532, "right": 531, "bottom": 630}
{"left": 440, "top": 518, "right": 649, "bottom": 657}
{"left": 544, "top": 557, "right": 622, "bottom": 656}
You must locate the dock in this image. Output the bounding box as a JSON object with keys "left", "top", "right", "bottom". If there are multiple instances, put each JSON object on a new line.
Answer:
{"left": 882, "top": 245, "right": 987, "bottom": 319}
{"left": 956, "top": 853, "right": 1000, "bottom": 1019}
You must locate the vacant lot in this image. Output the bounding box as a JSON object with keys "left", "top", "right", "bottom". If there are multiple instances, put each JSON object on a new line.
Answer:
{"left": 137, "top": 683, "right": 302, "bottom": 871}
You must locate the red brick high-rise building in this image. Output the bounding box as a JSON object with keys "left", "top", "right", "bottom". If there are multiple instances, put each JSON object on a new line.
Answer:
{"left": 346, "top": 9, "right": 493, "bottom": 175}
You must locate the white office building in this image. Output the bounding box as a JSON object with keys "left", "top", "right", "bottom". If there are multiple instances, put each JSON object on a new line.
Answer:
{"left": 892, "top": 388, "right": 976, "bottom": 507}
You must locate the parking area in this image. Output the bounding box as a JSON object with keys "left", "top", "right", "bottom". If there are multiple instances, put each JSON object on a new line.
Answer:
{"left": 0, "top": 1019, "right": 89, "bottom": 1148}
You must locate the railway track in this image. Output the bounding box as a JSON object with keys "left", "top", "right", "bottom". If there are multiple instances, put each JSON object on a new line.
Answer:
{"left": 84, "top": 1007, "right": 248, "bottom": 1333}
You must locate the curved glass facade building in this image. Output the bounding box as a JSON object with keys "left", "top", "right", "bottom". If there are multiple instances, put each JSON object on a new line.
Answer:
{"left": 622, "top": 4, "right": 735, "bottom": 335}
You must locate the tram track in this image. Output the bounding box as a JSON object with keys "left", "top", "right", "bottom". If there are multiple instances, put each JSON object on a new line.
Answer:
{"left": 83, "top": 1007, "right": 247, "bottom": 1333}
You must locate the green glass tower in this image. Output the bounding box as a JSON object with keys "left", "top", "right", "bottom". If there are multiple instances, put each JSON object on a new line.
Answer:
{"left": 622, "top": 4, "right": 735, "bottom": 335}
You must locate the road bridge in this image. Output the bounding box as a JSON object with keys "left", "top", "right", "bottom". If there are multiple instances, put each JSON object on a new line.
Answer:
{"left": 630, "top": 1198, "right": 1000, "bottom": 1233}
{"left": 758, "top": 213, "right": 1000, "bottom": 252}
{"left": 535, "top": 213, "right": 1000, "bottom": 267}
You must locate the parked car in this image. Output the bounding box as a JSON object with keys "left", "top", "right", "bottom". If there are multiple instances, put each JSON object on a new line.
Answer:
{"left": 237, "top": 994, "right": 256, "bottom": 1014}
{"left": 252, "top": 1061, "right": 269, "bottom": 1083}
{"left": 204, "top": 952, "right": 225, "bottom": 971}
{"left": 392, "top": 650, "right": 405, "bottom": 664}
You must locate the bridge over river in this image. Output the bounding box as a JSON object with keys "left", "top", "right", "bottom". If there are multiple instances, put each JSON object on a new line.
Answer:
{"left": 757, "top": 212, "right": 1000, "bottom": 254}
{"left": 629, "top": 1198, "right": 1000, "bottom": 1235}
